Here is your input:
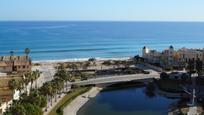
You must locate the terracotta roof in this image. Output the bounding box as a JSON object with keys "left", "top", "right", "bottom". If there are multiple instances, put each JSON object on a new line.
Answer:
{"left": 0, "top": 56, "right": 29, "bottom": 61}
{"left": 0, "top": 61, "right": 12, "bottom": 67}
{"left": 0, "top": 56, "right": 31, "bottom": 67}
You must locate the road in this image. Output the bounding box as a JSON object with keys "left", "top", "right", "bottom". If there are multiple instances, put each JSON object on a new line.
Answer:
{"left": 32, "top": 63, "right": 160, "bottom": 87}
{"left": 73, "top": 72, "right": 160, "bottom": 86}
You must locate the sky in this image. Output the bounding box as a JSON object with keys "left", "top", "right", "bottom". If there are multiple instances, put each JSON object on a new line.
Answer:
{"left": 0, "top": 0, "right": 204, "bottom": 21}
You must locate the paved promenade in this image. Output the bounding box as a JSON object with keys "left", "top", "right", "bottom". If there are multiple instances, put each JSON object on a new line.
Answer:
{"left": 63, "top": 87, "right": 102, "bottom": 115}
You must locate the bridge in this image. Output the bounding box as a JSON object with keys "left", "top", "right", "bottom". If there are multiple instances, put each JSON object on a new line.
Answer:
{"left": 73, "top": 72, "right": 160, "bottom": 86}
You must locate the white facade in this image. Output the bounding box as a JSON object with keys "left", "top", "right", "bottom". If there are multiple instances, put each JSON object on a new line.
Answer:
{"left": 142, "top": 46, "right": 204, "bottom": 67}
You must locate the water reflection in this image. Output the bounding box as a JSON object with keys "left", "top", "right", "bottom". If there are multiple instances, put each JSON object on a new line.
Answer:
{"left": 78, "top": 82, "right": 180, "bottom": 115}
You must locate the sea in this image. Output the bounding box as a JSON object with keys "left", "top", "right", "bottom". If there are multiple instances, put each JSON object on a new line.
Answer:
{"left": 0, "top": 21, "right": 204, "bottom": 62}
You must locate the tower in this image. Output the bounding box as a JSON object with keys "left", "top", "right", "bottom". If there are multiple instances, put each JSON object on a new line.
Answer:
{"left": 142, "top": 46, "right": 149, "bottom": 58}
{"left": 168, "top": 45, "right": 174, "bottom": 65}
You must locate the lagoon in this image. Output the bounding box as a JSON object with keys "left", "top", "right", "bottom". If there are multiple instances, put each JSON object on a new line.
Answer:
{"left": 77, "top": 86, "right": 178, "bottom": 115}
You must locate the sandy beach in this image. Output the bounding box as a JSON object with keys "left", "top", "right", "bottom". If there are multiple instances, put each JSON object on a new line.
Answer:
{"left": 32, "top": 58, "right": 140, "bottom": 115}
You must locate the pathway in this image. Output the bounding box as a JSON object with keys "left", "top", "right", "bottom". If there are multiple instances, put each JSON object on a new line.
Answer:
{"left": 63, "top": 87, "right": 102, "bottom": 115}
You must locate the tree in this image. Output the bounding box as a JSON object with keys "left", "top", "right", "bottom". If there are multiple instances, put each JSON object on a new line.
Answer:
{"left": 22, "top": 103, "right": 43, "bottom": 115}
{"left": 8, "top": 79, "right": 18, "bottom": 91}
{"left": 196, "top": 59, "right": 203, "bottom": 76}
{"left": 80, "top": 72, "right": 88, "bottom": 81}
{"left": 40, "top": 82, "right": 53, "bottom": 106}
{"left": 24, "top": 48, "right": 30, "bottom": 59}
{"left": 88, "top": 58, "right": 96, "bottom": 62}
{"left": 55, "top": 64, "right": 70, "bottom": 91}
{"left": 16, "top": 80, "right": 24, "bottom": 95}
{"left": 25, "top": 72, "right": 34, "bottom": 91}
{"left": 32, "top": 70, "right": 41, "bottom": 89}
{"left": 160, "top": 72, "right": 169, "bottom": 80}
{"left": 88, "top": 58, "right": 96, "bottom": 66}
{"left": 10, "top": 51, "right": 14, "bottom": 57}
{"left": 187, "top": 59, "right": 195, "bottom": 73}
{"left": 133, "top": 55, "right": 140, "bottom": 63}
{"left": 22, "top": 91, "right": 47, "bottom": 108}
{"left": 9, "top": 51, "right": 15, "bottom": 71}
{"left": 52, "top": 78, "right": 64, "bottom": 100}
{"left": 5, "top": 104, "right": 26, "bottom": 115}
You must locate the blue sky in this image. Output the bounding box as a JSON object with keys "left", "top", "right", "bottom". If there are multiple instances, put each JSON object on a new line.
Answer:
{"left": 1, "top": 0, "right": 204, "bottom": 21}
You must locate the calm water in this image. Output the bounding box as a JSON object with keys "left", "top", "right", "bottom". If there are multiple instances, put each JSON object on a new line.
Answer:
{"left": 77, "top": 87, "right": 177, "bottom": 115}
{"left": 0, "top": 21, "right": 204, "bottom": 61}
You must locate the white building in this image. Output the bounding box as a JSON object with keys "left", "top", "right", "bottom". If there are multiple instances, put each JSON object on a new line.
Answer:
{"left": 142, "top": 46, "right": 204, "bottom": 67}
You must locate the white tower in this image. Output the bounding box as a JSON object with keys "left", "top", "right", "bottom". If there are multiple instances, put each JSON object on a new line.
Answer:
{"left": 142, "top": 46, "right": 149, "bottom": 58}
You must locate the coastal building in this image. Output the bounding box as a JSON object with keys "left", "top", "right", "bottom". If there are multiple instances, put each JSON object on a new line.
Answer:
{"left": 0, "top": 55, "right": 32, "bottom": 114}
{"left": 143, "top": 45, "right": 176, "bottom": 66}
{"left": 0, "top": 89, "right": 19, "bottom": 114}
{"left": 143, "top": 46, "right": 161, "bottom": 64}
{"left": 142, "top": 46, "right": 204, "bottom": 68}
{"left": 0, "top": 76, "right": 21, "bottom": 114}
{"left": 160, "top": 46, "right": 175, "bottom": 66}
{"left": 177, "top": 48, "right": 203, "bottom": 61}
{"left": 0, "top": 56, "right": 32, "bottom": 74}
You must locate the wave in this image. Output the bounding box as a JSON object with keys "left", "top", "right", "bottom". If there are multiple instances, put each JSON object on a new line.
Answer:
{"left": 0, "top": 47, "right": 132, "bottom": 54}
{"left": 32, "top": 57, "right": 131, "bottom": 64}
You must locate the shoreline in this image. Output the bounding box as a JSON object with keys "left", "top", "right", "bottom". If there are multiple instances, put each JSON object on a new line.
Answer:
{"left": 32, "top": 57, "right": 131, "bottom": 64}
{"left": 63, "top": 87, "right": 102, "bottom": 115}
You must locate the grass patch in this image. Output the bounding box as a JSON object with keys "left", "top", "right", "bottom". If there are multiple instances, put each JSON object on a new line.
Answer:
{"left": 48, "top": 86, "right": 92, "bottom": 115}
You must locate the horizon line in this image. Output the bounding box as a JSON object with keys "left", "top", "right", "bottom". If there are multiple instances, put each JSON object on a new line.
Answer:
{"left": 1, "top": 20, "right": 204, "bottom": 23}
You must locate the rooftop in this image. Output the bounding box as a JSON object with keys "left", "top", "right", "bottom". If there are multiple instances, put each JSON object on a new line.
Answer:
{"left": 0, "top": 56, "right": 30, "bottom": 61}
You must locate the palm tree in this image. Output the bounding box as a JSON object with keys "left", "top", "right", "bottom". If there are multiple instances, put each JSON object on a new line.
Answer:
{"left": 40, "top": 82, "right": 53, "bottom": 107}
{"left": 24, "top": 48, "right": 30, "bottom": 59}
{"left": 10, "top": 50, "right": 14, "bottom": 57}
{"left": 33, "top": 70, "right": 41, "bottom": 89}
{"left": 16, "top": 80, "right": 24, "bottom": 95}
{"left": 55, "top": 65, "right": 70, "bottom": 91}
{"left": 50, "top": 81, "right": 58, "bottom": 103}
{"left": 54, "top": 79, "right": 64, "bottom": 98}
{"left": 9, "top": 50, "right": 15, "bottom": 71}
{"left": 25, "top": 72, "right": 34, "bottom": 91}
{"left": 22, "top": 74, "right": 30, "bottom": 94}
